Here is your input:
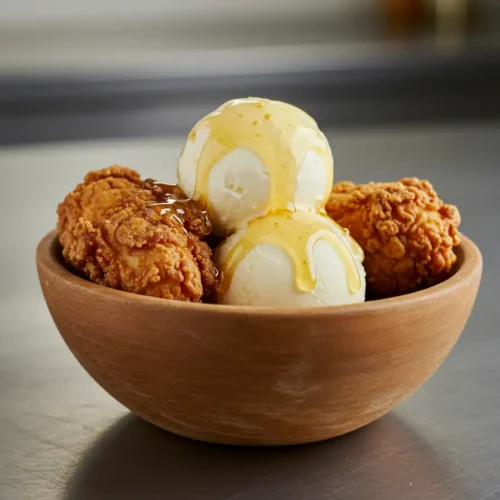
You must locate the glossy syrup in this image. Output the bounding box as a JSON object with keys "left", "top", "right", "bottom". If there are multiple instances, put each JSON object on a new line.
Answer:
{"left": 218, "top": 211, "right": 363, "bottom": 296}
{"left": 182, "top": 97, "right": 363, "bottom": 295}
{"left": 144, "top": 180, "right": 211, "bottom": 236}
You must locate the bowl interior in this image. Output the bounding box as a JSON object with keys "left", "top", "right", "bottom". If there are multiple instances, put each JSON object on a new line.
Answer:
{"left": 43, "top": 230, "right": 479, "bottom": 317}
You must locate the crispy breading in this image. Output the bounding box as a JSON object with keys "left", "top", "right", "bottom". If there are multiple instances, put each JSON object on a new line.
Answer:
{"left": 57, "top": 166, "right": 217, "bottom": 301}
{"left": 326, "top": 178, "right": 461, "bottom": 296}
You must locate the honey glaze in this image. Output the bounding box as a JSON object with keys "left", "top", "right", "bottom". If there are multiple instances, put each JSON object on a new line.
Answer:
{"left": 190, "top": 98, "right": 333, "bottom": 214}
{"left": 219, "top": 211, "right": 363, "bottom": 295}
{"left": 144, "top": 179, "right": 211, "bottom": 236}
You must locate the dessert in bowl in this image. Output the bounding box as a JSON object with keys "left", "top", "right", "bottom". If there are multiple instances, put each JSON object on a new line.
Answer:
{"left": 37, "top": 98, "right": 482, "bottom": 445}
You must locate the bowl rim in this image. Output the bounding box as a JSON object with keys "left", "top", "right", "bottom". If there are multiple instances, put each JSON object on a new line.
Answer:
{"left": 37, "top": 230, "right": 482, "bottom": 318}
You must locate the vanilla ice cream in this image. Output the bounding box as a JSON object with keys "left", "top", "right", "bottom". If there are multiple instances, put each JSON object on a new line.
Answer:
{"left": 215, "top": 211, "right": 366, "bottom": 307}
{"left": 177, "top": 97, "right": 333, "bottom": 236}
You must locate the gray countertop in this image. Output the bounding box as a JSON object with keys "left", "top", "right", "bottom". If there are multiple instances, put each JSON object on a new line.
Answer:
{"left": 0, "top": 123, "right": 499, "bottom": 499}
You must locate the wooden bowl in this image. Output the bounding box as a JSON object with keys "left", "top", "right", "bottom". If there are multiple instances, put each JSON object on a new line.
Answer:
{"left": 37, "top": 230, "right": 482, "bottom": 445}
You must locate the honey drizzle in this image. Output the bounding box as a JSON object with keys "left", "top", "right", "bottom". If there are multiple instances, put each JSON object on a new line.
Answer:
{"left": 191, "top": 98, "right": 333, "bottom": 214}
{"left": 177, "top": 97, "right": 363, "bottom": 296}
{"left": 219, "top": 212, "right": 363, "bottom": 295}
{"left": 144, "top": 179, "right": 211, "bottom": 236}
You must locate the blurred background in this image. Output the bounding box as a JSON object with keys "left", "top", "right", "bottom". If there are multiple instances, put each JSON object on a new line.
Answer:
{"left": 1, "top": 0, "right": 500, "bottom": 143}
{"left": 1, "top": 2, "right": 500, "bottom": 498}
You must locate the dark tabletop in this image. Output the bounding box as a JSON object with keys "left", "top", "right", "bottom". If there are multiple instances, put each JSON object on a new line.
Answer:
{"left": 0, "top": 123, "right": 499, "bottom": 499}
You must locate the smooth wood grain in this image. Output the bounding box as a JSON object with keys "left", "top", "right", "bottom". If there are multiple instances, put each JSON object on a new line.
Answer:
{"left": 36, "top": 231, "right": 482, "bottom": 445}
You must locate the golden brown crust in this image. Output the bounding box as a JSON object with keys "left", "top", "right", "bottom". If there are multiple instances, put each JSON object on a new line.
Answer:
{"left": 57, "top": 166, "right": 217, "bottom": 301}
{"left": 326, "top": 177, "right": 461, "bottom": 296}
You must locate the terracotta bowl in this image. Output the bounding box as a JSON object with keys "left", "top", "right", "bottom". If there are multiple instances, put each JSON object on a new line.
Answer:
{"left": 37, "top": 230, "right": 482, "bottom": 446}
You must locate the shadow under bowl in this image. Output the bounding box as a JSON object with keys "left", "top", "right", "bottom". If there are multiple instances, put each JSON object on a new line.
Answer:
{"left": 36, "top": 230, "right": 482, "bottom": 445}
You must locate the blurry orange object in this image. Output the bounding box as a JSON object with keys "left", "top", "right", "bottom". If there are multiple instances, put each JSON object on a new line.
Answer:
{"left": 382, "top": 0, "right": 427, "bottom": 35}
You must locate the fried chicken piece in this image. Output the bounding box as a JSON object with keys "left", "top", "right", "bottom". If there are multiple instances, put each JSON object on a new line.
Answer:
{"left": 326, "top": 178, "right": 461, "bottom": 296}
{"left": 57, "top": 166, "right": 218, "bottom": 301}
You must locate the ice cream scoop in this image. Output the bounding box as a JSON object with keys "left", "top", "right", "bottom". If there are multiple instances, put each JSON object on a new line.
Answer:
{"left": 177, "top": 97, "right": 333, "bottom": 236}
{"left": 215, "top": 211, "right": 366, "bottom": 307}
